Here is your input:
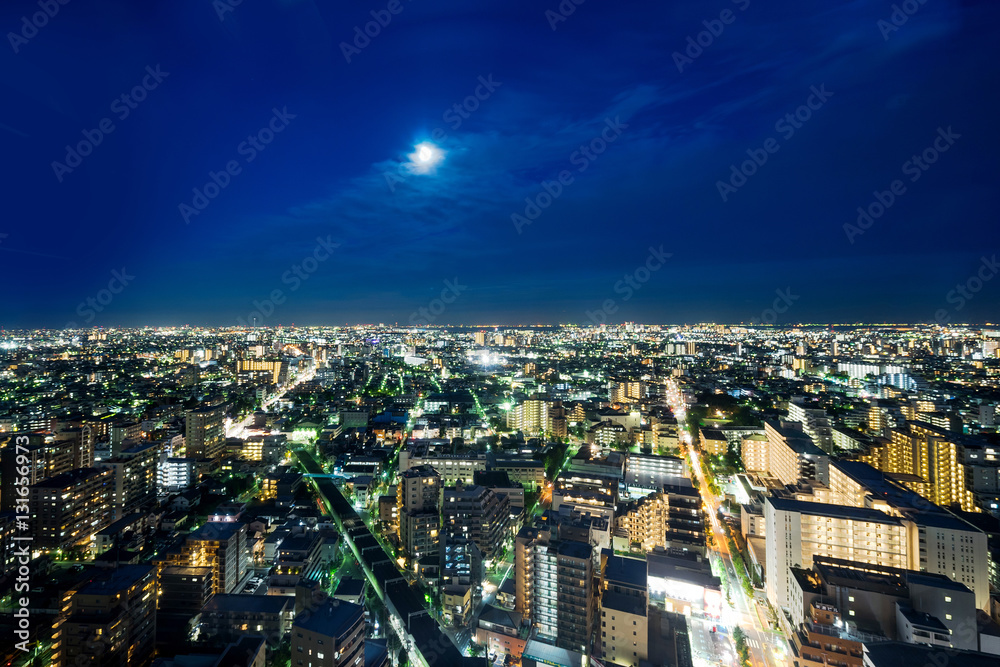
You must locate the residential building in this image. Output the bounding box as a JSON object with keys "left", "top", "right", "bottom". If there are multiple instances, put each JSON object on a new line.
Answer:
{"left": 185, "top": 404, "right": 225, "bottom": 460}
{"left": 515, "top": 525, "right": 594, "bottom": 653}
{"left": 29, "top": 467, "right": 115, "bottom": 550}
{"left": 291, "top": 599, "right": 365, "bottom": 667}
{"left": 398, "top": 465, "right": 441, "bottom": 561}
{"left": 52, "top": 564, "right": 157, "bottom": 667}
{"left": 441, "top": 482, "right": 511, "bottom": 561}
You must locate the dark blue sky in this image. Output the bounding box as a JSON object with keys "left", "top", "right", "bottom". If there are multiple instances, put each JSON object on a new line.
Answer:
{"left": 2, "top": 0, "right": 998, "bottom": 328}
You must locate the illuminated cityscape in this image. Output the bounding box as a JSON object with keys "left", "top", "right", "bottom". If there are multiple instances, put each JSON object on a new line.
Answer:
{"left": 3, "top": 0, "right": 1000, "bottom": 666}
{"left": 0, "top": 325, "right": 999, "bottom": 667}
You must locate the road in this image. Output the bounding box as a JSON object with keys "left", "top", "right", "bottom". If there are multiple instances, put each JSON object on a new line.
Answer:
{"left": 225, "top": 366, "right": 315, "bottom": 438}
{"left": 665, "top": 380, "right": 789, "bottom": 667}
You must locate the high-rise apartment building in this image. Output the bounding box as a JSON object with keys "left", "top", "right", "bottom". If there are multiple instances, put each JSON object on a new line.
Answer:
{"left": 237, "top": 358, "right": 288, "bottom": 385}
{"left": 767, "top": 460, "right": 991, "bottom": 611}
{"left": 291, "top": 599, "right": 365, "bottom": 667}
{"left": 1, "top": 434, "right": 73, "bottom": 512}
{"left": 52, "top": 564, "right": 157, "bottom": 667}
{"left": 787, "top": 398, "right": 834, "bottom": 453}
{"left": 30, "top": 467, "right": 115, "bottom": 550}
{"left": 185, "top": 404, "right": 226, "bottom": 460}
{"left": 100, "top": 441, "right": 160, "bottom": 521}
{"left": 440, "top": 529, "right": 483, "bottom": 627}
{"left": 515, "top": 526, "right": 594, "bottom": 653}
{"left": 614, "top": 484, "right": 702, "bottom": 552}
{"left": 765, "top": 496, "right": 909, "bottom": 611}
{"left": 610, "top": 381, "right": 645, "bottom": 405}
{"left": 397, "top": 465, "right": 441, "bottom": 561}
{"left": 788, "top": 556, "right": 979, "bottom": 657}
{"left": 162, "top": 522, "right": 248, "bottom": 595}
{"left": 506, "top": 398, "right": 550, "bottom": 436}
{"left": 741, "top": 434, "right": 769, "bottom": 472}
{"left": 600, "top": 555, "right": 649, "bottom": 667}
{"left": 857, "top": 421, "right": 982, "bottom": 513}
{"left": 763, "top": 420, "right": 830, "bottom": 486}
{"left": 828, "top": 461, "right": 989, "bottom": 609}
{"left": 441, "top": 482, "right": 511, "bottom": 562}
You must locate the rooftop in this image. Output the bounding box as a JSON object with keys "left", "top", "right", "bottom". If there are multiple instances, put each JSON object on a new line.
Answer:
{"left": 766, "top": 496, "right": 903, "bottom": 525}
{"left": 77, "top": 564, "right": 153, "bottom": 596}
{"left": 293, "top": 599, "right": 363, "bottom": 637}
{"left": 202, "top": 594, "right": 292, "bottom": 615}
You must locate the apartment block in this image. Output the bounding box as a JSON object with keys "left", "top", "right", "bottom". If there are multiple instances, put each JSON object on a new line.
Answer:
{"left": 788, "top": 556, "right": 979, "bottom": 655}
{"left": 100, "top": 441, "right": 160, "bottom": 521}
{"left": 167, "top": 522, "right": 248, "bottom": 595}
{"left": 291, "top": 599, "right": 365, "bottom": 667}
{"left": 185, "top": 403, "right": 226, "bottom": 460}
{"left": 765, "top": 496, "right": 909, "bottom": 610}
{"left": 441, "top": 482, "right": 511, "bottom": 561}
{"left": 29, "top": 467, "right": 115, "bottom": 550}
{"left": 828, "top": 461, "right": 990, "bottom": 610}
{"left": 52, "top": 564, "right": 157, "bottom": 667}
{"left": 614, "top": 483, "right": 702, "bottom": 552}
{"left": 787, "top": 398, "right": 834, "bottom": 453}
{"left": 515, "top": 525, "right": 594, "bottom": 653}
{"left": 764, "top": 420, "right": 830, "bottom": 486}
{"left": 398, "top": 465, "right": 441, "bottom": 561}
{"left": 600, "top": 555, "right": 649, "bottom": 667}
{"left": 741, "top": 434, "right": 768, "bottom": 473}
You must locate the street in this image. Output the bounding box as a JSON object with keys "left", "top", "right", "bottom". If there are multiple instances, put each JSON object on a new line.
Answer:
{"left": 665, "top": 381, "right": 790, "bottom": 667}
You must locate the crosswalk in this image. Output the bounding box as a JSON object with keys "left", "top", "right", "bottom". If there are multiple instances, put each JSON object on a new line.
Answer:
{"left": 745, "top": 638, "right": 761, "bottom": 650}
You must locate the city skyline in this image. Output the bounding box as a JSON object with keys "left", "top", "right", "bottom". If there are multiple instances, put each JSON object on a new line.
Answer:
{"left": 2, "top": 0, "right": 999, "bottom": 327}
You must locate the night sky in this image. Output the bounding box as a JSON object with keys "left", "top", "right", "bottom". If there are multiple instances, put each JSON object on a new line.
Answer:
{"left": 2, "top": 0, "right": 998, "bottom": 328}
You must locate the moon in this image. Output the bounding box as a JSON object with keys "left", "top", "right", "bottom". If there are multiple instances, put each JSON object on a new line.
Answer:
{"left": 409, "top": 142, "right": 444, "bottom": 172}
